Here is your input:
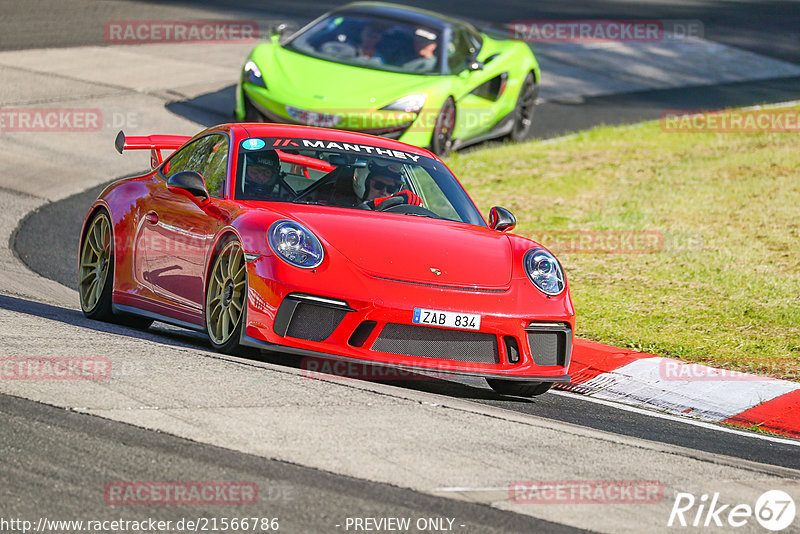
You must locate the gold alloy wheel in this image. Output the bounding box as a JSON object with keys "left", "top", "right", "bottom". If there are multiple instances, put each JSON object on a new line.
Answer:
{"left": 79, "top": 213, "right": 112, "bottom": 313}
{"left": 206, "top": 240, "right": 247, "bottom": 346}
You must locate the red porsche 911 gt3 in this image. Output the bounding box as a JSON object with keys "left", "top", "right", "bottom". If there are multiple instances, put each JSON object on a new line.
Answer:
{"left": 79, "top": 123, "right": 573, "bottom": 396}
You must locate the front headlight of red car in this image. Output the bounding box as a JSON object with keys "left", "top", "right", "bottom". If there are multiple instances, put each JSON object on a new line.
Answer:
{"left": 268, "top": 220, "right": 324, "bottom": 269}
{"left": 524, "top": 248, "right": 565, "bottom": 296}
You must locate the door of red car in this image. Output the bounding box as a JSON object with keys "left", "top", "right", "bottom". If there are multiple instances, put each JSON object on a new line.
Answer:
{"left": 141, "top": 133, "right": 229, "bottom": 311}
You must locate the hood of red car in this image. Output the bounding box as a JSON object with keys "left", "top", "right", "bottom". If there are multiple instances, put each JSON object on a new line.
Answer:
{"left": 292, "top": 208, "right": 513, "bottom": 289}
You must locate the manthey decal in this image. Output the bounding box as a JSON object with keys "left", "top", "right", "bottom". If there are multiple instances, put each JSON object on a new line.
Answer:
{"left": 260, "top": 138, "right": 425, "bottom": 163}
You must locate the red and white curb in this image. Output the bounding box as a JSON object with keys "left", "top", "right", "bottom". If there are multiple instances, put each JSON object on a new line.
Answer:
{"left": 556, "top": 340, "right": 800, "bottom": 439}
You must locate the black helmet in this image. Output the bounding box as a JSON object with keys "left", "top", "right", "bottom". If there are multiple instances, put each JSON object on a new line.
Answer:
{"left": 247, "top": 150, "right": 280, "bottom": 172}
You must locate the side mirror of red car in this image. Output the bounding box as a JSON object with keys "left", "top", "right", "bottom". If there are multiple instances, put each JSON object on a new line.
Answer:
{"left": 167, "top": 171, "right": 209, "bottom": 201}
{"left": 489, "top": 206, "right": 516, "bottom": 232}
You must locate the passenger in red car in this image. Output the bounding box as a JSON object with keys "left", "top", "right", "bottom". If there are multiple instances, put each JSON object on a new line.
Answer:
{"left": 242, "top": 151, "right": 281, "bottom": 199}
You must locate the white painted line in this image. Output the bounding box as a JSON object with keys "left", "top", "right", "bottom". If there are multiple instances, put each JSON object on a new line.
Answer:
{"left": 549, "top": 390, "right": 800, "bottom": 447}
{"left": 740, "top": 99, "right": 800, "bottom": 111}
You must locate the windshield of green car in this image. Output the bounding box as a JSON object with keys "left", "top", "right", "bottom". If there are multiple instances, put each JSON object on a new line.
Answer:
{"left": 235, "top": 139, "right": 484, "bottom": 226}
{"left": 284, "top": 14, "right": 443, "bottom": 75}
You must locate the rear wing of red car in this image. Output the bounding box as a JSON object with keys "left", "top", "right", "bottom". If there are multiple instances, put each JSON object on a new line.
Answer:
{"left": 115, "top": 130, "right": 191, "bottom": 169}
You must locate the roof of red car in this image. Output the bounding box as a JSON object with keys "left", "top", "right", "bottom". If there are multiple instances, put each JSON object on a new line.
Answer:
{"left": 228, "top": 123, "right": 438, "bottom": 161}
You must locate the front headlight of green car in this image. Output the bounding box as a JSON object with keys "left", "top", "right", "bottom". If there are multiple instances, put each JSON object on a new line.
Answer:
{"left": 243, "top": 60, "right": 266, "bottom": 89}
{"left": 380, "top": 94, "right": 426, "bottom": 114}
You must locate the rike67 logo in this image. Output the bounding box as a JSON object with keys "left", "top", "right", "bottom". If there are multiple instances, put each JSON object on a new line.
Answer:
{"left": 668, "top": 490, "right": 796, "bottom": 531}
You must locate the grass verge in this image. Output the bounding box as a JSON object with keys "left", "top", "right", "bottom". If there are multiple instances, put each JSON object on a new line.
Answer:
{"left": 446, "top": 106, "right": 800, "bottom": 380}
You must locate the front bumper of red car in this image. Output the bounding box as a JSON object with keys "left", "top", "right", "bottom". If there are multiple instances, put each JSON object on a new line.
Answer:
{"left": 240, "top": 255, "right": 574, "bottom": 382}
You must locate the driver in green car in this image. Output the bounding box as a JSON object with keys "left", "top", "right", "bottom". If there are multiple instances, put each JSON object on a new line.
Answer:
{"left": 404, "top": 30, "right": 438, "bottom": 72}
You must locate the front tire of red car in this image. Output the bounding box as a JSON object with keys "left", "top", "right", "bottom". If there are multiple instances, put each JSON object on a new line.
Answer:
{"left": 486, "top": 378, "right": 553, "bottom": 397}
{"left": 205, "top": 238, "right": 247, "bottom": 354}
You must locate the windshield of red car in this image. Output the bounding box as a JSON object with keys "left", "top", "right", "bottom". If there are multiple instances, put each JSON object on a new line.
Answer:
{"left": 235, "top": 138, "right": 484, "bottom": 226}
{"left": 285, "top": 13, "right": 443, "bottom": 75}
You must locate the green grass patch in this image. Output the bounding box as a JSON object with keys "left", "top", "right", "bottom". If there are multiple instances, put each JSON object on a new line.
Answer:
{"left": 446, "top": 108, "right": 800, "bottom": 380}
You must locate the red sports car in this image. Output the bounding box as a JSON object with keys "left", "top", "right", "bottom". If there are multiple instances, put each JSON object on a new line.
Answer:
{"left": 79, "top": 123, "right": 574, "bottom": 396}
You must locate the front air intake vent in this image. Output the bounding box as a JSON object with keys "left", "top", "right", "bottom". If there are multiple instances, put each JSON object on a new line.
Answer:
{"left": 525, "top": 323, "right": 572, "bottom": 367}
{"left": 372, "top": 323, "right": 499, "bottom": 363}
{"left": 504, "top": 336, "right": 520, "bottom": 364}
{"left": 274, "top": 294, "right": 352, "bottom": 342}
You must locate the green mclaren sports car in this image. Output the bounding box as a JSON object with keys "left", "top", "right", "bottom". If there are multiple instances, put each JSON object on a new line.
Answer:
{"left": 234, "top": 2, "right": 540, "bottom": 155}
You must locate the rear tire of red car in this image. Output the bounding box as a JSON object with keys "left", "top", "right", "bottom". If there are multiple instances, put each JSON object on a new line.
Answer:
{"left": 486, "top": 378, "right": 553, "bottom": 397}
{"left": 205, "top": 237, "right": 247, "bottom": 354}
{"left": 79, "top": 210, "right": 153, "bottom": 329}
{"left": 79, "top": 210, "right": 115, "bottom": 321}
{"left": 430, "top": 97, "right": 456, "bottom": 157}
{"left": 509, "top": 72, "right": 537, "bottom": 143}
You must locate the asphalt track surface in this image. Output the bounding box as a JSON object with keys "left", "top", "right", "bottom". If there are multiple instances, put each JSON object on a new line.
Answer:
{"left": 4, "top": 0, "right": 800, "bottom": 531}
{"left": 0, "top": 393, "right": 584, "bottom": 533}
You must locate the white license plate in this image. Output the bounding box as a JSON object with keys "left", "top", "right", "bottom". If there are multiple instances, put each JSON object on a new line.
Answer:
{"left": 285, "top": 106, "right": 342, "bottom": 127}
{"left": 413, "top": 308, "right": 481, "bottom": 331}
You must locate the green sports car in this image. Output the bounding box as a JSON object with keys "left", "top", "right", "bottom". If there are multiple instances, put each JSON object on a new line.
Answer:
{"left": 234, "top": 2, "right": 540, "bottom": 155}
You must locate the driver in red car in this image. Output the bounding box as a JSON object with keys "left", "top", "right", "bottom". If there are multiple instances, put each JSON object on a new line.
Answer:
{"left": 242, "top": 151, "right": 281, "bottom": 199}
{"left": 363, "top": 167, "right": 423, "bottom": 209}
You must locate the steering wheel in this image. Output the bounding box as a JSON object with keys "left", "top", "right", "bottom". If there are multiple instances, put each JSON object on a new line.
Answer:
{"left": 375, "top": 196, "right": 405, "bottom": 211}
{"left": 403, "top": 57, "right": 435, "bottom": 73}
{"left": 320, "top": 41, "right": 357, "bottom": 58}
{"left": 382, "top": 203, "right": 440, "bottom": 218}
{"left": 356, "top": 196, "right": 406, "bottom": 211}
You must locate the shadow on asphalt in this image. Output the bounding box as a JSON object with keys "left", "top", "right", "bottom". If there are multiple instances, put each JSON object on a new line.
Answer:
{"left": 0, "top": 293, "right": 528, "bottom": 403}
{"left": 165, "top": 84, "right": 236, "bottom": 127}
{"left": 0, "top": 293, "right": 209, "bottom": 350}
